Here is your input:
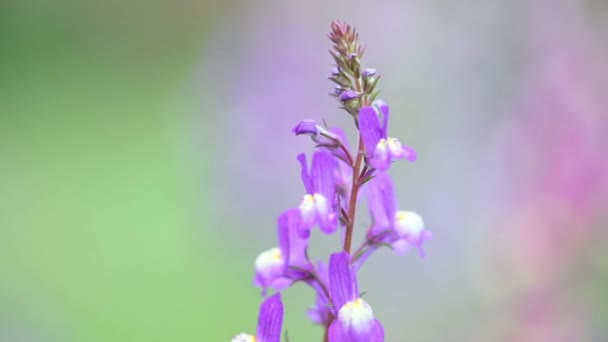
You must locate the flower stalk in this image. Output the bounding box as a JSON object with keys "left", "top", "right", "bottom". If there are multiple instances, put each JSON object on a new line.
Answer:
{"left": 235, "top": 20, "right": 430, "bottom": 342}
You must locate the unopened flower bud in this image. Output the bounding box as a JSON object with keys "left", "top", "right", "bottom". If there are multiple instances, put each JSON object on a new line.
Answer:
{"left": 339, "top": 90, "right": 358, "bottom": 101}
{"left": 363, "top": 68, "right": 376, "bottom": 77}
{"left": 293, "top": 120, "right": 320, "bottom": 136}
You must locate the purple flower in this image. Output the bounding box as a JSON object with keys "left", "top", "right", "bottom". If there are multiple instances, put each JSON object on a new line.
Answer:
{"left": 339, "top": 90, "right": 358, "bottom": 101}
{"left": 328, "top": 252, "right": 384, "bottom": 342}
{"left": 232, "top": 293, "right": 284, "bottom": 342}
{"left": 254, "top": 209, "right": 311, "bottom": 295}
{"left": 358, "top": 102, "right": 416, "bottom": 171}
{"left": 366, "top": 172, "right": 431, "bottom": 256}
{"left": 297, "top": 151, "right": 339, "bottom": 238}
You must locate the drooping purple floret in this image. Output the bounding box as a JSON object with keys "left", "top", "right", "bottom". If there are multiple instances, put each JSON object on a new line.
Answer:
{"left": 367, "top": 172, "right": 397, "bottom": 236}
{"left": 278, "top": 208, "right": 311, "bottom": 272}
{"left": 365, "top": 172, "right": 432, "bottom": 258}
{"left": 327, "top": 252, "right": 385, "bottom": 342}
{"left": 296, "top": 151, "right": 339, "bottom": 237}
{"left": 254, "top": 208, "right": 311, "bottom": 295}
{"left": 358, "top": 103, "right": 416, "bottom": 171}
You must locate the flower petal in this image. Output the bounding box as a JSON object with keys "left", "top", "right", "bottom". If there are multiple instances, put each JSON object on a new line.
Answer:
{"left": 367, "top": 172, "right": 397, "bottom": 236}
{"left": 297, "top": 153, "right": 313, "bottom": 194}
{"left": 311, "top": 150, "right": 337, "bottom": 200}
{"left": 373, "top": 100, "right": 390, "bottom": 138}
{"left": 328, "top": 302, "right": 384, "bottom": 342}
{"left": 253, "top": 248, "right": 286, "bottom": 295}
{"left": 279, "top": 208, "right": 310, "bottom": 270}
{"left": 370, "top": 141, "right": 392, "bottom": 171}
{"left": 358, "top": 106, "right": 383, "bottom": 155}
{"left": 387, "top": 138, "right": 416, "bottom": 162}
{"left": 256, "top": 293, "right": 284, "bottom": 342}
{"left": 277, "top": 211, "right": 291, "bottom": 268}
{"left": 329, "top": 252, "right": 358, "bottom": 313}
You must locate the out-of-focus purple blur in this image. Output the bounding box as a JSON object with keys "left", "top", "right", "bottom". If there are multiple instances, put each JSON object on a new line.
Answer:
{"left": 198, "top": 0, "right": 608, "bottom": 340}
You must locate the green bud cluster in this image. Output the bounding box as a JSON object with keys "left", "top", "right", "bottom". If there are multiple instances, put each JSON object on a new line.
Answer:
{"left": 327, "top": 21, "right": 381, "bottom": 118}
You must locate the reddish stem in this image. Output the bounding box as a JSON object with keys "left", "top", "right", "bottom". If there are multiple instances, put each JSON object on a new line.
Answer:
{"left": 323, "top": 314, "right": 334, "bottom": 342}
{"left": 343, "top": 135, "right": 365, "bottom": 253}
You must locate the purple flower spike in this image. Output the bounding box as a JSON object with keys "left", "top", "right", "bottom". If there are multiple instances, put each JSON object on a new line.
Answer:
{"left": 254, "top": 209, "right": 311, "bottom": 295}
{"left": 339, "top": 89, "right": 358, "bottom": 101}
{"left": 358, "top": 104, "right": 416, "bottom": 171}
{"left": 332, "top": 67, "right": 340, "bottom": 75}
{"left": 232, "top": 293, "right": 284, "bottom": 342}
{"left": 293, "top": 120, "right": 320, "bottom": 136}
{"left": 328, "top": 252, "right": 384, "bottom": 342}
{"left": 297, "top": 151, "right": 339, "bottom": 238}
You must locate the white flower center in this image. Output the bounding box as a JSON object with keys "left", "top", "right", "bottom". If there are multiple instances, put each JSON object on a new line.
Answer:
{"left": 254, "top": 248, "right": 283, "bottom": 270}
{"left": 312, "top": 193, "right": 329, "bottom": 215}
{"left": 376, "top": 138, "right": 388, "bottom": 152}
{"left": 337, "top": 298, "right": 375, "bottom": 333}
{"left": 394, "top": 211, "right": 424, "bottom": 238}
{"left": 231, "top": 333, "right": 256, "bottom": 342}
{"left": 299, "top": 194, "right": 315, "bottom": 212}
{"left": 387, "top": 137, "right": 402, "bottom": 154}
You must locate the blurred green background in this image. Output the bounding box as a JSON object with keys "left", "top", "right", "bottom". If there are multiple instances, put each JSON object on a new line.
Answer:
{"left": 1, "top": 0, "right": 607, "bottom": 341}
{"left": 0, "top": 1, "right": 252, "bottom": 340}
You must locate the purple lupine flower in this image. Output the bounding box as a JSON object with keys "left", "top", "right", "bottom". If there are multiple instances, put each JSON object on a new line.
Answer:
{"left": 339, "top": 89, "right": 358, "bottom": 101}
{"left": 358, "top": 102, "right": 416, "bottom": 171}
{"left": 297, "top": 151, "right": 339, "bottom": 238}
{"left": 327, "top": 252, "right": 384, "bottom": 342}
{"left": 254, "top": 208, "right": 311, "bottom": 295}
{"left": 232, "top": 293, "right": 284, "bottom": 342}
{"left": 367, "top": 172, "right": 431, "bottom": 256}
